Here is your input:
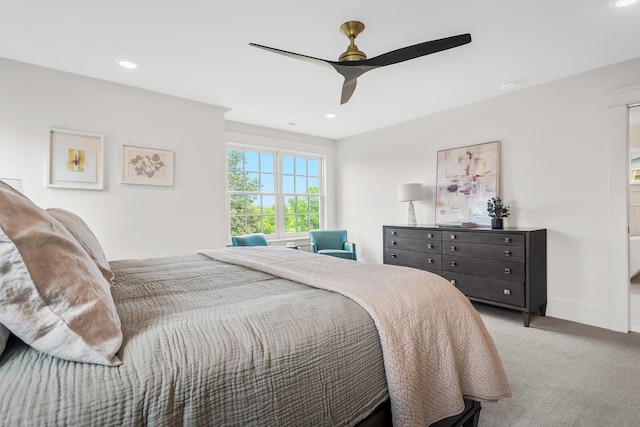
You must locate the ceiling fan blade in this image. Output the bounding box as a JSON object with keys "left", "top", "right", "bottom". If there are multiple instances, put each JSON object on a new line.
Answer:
{"left": 332, "top": 66, "right": 371, "bottom": 104}
{"left": 249, "top": 43, "right": 335, "bottom": 70}
{"left": 365, "top": 34, "right": 472, "bottom": 67}
{"left": 340, "top": 78, "right": 358, "bottom": 105}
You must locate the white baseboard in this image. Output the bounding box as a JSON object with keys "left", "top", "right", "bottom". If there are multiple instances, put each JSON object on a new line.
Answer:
{"left": 546, "top": 298, "right": 614, "bottom": 331}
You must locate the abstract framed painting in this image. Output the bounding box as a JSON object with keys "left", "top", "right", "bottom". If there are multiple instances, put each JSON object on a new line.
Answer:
{"left": 46, "top": 128, "right": 104, "bottom": 190}
{"left": 121, "top": 145, "right": 174, "bottom": 186}
{"left": 435, "top": 141, "right": 500, "bottom": 226}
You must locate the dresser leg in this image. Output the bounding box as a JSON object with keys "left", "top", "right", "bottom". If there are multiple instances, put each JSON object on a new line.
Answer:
{"left": 522, "top": 312, "right": 530, "bottom": 327}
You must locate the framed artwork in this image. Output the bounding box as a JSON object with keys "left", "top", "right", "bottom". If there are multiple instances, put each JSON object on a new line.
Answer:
{"left": 435, "top": 141, "right": 500, "bottom": 226}
{"left": 121, "top": 145, "right": 174, "bottom": 186}
{"left": 46, "top": 128, "right": 104, "bottom": 190}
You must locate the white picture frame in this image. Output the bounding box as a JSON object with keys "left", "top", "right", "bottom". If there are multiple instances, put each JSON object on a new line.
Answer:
{"left": 46, "top": 128, "right": 104, "bottom": 190}
{"left": 121, "top": 144, "right": 174, "bottom": 186}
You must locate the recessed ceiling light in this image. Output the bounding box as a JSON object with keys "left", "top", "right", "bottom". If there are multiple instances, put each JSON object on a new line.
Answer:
{"left": 116, "top": 58, "right": 139, "bottom": 69}
{"left": 324, "top": 112, "right": 337, "bottom": 119}
{"left": 500, "top": 81, "right": 517, "bottom": 90}
{"left": 614, "top": 0, "right": 639, "bottom": 7}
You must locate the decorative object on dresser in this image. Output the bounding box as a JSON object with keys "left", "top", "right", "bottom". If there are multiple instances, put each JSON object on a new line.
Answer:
{"left": 397, "top": 183, "right": 424, "bottom": 226}
{"left": 486, "top": 197, "right": 510, "bottom": 229}
{"left": 383, "top": 225, "right": 547, "bottom": 327}
{"left": 435, "top": 141, "right": 500, "bottom": 226}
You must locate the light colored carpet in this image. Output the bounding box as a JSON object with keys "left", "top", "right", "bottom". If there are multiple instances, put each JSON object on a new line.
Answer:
{"left": 476, "top": 304, "right": 640, "bottom": 427}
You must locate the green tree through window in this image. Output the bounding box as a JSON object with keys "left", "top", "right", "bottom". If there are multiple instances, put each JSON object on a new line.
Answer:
{"left": 282, "top": 155, "right": 320, "bottom": 233}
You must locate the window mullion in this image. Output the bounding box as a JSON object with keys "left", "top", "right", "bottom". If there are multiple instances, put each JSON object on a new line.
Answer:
{"left": 275, "top": 152, "right": 285, "bottom": 239}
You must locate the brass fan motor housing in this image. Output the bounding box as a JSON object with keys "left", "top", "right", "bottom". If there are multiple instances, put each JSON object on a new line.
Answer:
{"left": 339, "top": 21, "right": 367, "bottom": 62}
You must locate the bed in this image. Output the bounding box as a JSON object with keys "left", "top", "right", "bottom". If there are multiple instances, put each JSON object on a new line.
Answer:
{"left": 0, "top": 181, "right": 511, "bottom": 426}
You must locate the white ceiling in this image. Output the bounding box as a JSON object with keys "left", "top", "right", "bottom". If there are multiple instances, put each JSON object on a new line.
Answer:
{"left": 2, "top": 0, "right": 640, "bottom": 139}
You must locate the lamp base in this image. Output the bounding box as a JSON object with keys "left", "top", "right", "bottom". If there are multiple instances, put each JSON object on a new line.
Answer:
{"left": 407, "top": 201, "right": 417, "bottom": 226}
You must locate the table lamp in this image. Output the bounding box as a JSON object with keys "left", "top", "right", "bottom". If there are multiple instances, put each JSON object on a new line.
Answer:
{"left": 398, "top": 183, "right": 423, "bottom": 226}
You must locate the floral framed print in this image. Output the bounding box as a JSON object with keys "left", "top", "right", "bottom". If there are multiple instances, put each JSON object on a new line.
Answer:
{"left": 435, "top": 141, "right": 500, "bottom": 226}
{"left": 121, "top": 145, "right": 174, "bottom": 186}
{"left": 46, "top": 128, "right": 104, "bottom": 190}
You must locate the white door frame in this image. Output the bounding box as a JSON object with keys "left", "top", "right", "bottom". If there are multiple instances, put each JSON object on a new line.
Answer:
{"left": 607, "top": 84, "right": 640, "bottom": 332}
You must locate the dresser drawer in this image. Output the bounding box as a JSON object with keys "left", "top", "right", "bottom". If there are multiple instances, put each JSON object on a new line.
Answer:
{"left": 442, "top": 231, "right": 525, "bottom": 247}
{"left": 385, "top": 248, "right": 442, "bottom": 271}
{"left": 386, "top": 228, "right": 441, "bottom": 241}
{"left": 442, "top": 255, "right": 525, "bottom": 282}
{"left": 442, "top": 272, "right": 525, "bottom": 307}
{"left": 386, "top": 236, "right": 441, "bottom": 253}
{"left": 443, "top": 241, "right": 525, "bottom": 262}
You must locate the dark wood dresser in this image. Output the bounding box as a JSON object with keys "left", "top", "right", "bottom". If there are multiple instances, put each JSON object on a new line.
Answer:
{"left": 383, "top": 225, "right": 547, "bottom": 327}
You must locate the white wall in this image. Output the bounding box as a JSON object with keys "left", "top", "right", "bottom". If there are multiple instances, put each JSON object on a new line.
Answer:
{"left": 0, "top": 58, "right": 228, "bottom": 260}
{"left": 335, "top": 56, "right": 640, "bottom": 330}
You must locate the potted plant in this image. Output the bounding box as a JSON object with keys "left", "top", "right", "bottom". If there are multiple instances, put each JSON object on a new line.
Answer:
{"left": 487, "top": 197, "right": 510, "bottom": 229}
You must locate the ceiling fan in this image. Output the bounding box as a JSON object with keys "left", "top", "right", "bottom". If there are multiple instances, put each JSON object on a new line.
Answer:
{"left": 250, "top": 21, "right": 471, "bottom": 105}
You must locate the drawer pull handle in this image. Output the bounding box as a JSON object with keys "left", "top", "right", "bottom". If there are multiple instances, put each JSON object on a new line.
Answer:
{"left": 450, "top": 261, "right": 457, "bottom": 267}
{"left": 427, "top": 258, "right": 433, "bottom": 264}
{"left": 427, "top": 243, "right": 433, "bottom": 249}
{"left": 504, "top": 250, "right": 512, "bottom": 256}
{"left": 451, "top": 246, "right": 457, "bottom": 252}
{"left": 504, "top": 237, "right": 511, "bottom": 243}
{"left": 503, "top": 289, "right": 511, "bottom": 295}
{"left": 391, "top": 231, "right": 397, "bottom": 235}
{"left": 427, "top": 233, "right": 433, "bottom": 238}
{"left": 504, "top": 268, "right": 511, "bottom": 274}
{"left": 450, "top": 279, "right": 457, "bottom": 285}
{"left": 391, "top": 240, "right": 396, "bottom": 245}
{"left": 450, "top": 234, "right": 457, "bottom": 240}
{"left": 390, "top": 253, "right": 396, "bottom": 258}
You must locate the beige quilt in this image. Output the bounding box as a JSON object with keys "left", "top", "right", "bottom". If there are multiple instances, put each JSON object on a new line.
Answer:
{"left": 201, "top": 247, "right": 511, "bottom": 426}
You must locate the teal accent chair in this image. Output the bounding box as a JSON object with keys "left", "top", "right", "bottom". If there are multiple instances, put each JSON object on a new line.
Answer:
{"left": 231, "top": 233, "right": 269, "bottom": 247}
{"left": 309, "top": 230, "right": 357, "bottom": 260}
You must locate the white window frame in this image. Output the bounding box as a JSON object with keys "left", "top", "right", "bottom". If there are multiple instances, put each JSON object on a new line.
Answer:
{"left": 227, "top": 142, "right": 326, "bottom": 242}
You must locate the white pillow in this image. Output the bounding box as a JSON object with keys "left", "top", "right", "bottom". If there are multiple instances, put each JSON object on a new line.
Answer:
{"left": 0, "top": 181, "right": 122, "bottom": 366}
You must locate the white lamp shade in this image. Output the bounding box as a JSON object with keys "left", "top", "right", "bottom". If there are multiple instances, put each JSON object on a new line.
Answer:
{"left": 0, "top": 178, "right": 23, "bottom": 194}
{"left": 397, "top": 183, "right": 423, "bottom": 202}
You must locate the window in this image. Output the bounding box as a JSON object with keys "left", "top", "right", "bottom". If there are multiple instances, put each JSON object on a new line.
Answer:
{"left": 228, "top": 147, "right": 322, "bottom": 239}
